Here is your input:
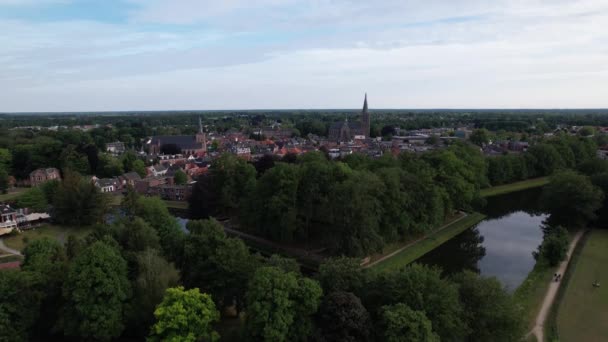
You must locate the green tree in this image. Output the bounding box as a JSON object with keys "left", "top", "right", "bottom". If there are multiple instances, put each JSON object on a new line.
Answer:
{"left": 0, "top": 271, "right": 44, "bottom": 342}
{"left": 97, "top": 153, "right": 124, "bottom": 178}
{"left": 22, "top": 238, "right": 67, "bottom": 336}
{"left": 541, "top": 171, "right": 604, "bottom": 227}
{"left": 534, "top": 226, "right": 569, "bottom": 266}
{"left": 380, "top": 303, "right": 439, "bottom": 342}
{"left": 210, "top": 153, "right": 257, "bottom": 213}
{"left": 132, "top": 159, "right": 147, "bottom": 178}
{"left": 317, "top": 257, "right": 365, "bottom": 293}
{"left": 173, "top": 169, "right": 187, "bottom": 185}
{"left": 128, "top": 249, "right": 180, "bottom": 336}
{"left": 0, "top": 148, "right": 11, "bottom": 170}
{"left": 16, "top": 187, "right": 48, "bottom": 212}
{"left": 316, "top": 291, "right": 371, "bottom": 342}
{"left": 53, "top": 170, "right": 108, "bottom": 226}
{"left": 63, "top": 240, "right": 132, "bottom": 340}
{"left": 135, "top": 196, "right": 185, "bottom": 263}
{"left": 149, "top": 286, "right": 220, "bottom": 342}
{"left": 527, "top": 144, "right": 564, "bottom": 176}
{"left": 0, "top": 167, "right": 9, "bottom": 194}
{"left": 469, "top": 128, "right": 490, "bottom": 146}
{"left": 246, "top": 266, "right": 322, "bottom": 341}
{"left": 451, "top": 271, "right": 525, "bottom": 341}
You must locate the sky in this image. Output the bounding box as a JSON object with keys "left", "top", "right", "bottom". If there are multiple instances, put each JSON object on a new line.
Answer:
{"left": 1, "top": 0, "right": 608, "bottom": 111}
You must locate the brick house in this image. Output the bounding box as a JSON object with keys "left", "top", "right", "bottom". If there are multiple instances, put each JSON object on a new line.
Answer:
{"left": 29, "top": 168, "right": 61, "bottom": 187}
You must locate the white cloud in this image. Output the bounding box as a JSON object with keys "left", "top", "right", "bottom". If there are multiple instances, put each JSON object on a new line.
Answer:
{"left": 1, "top": 0, "right": 608, "bottom": 110}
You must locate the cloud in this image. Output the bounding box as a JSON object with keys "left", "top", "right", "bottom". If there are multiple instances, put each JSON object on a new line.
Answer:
{"left": 1, "top": 0, "right": 608, "bottom": 110}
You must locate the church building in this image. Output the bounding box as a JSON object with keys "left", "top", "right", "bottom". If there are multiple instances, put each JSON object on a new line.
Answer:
{"left": 147, "top": 117, "right": 207, "bottom": 155}
{"left": 328, "top": 94, "right": 371, "bottom": 142}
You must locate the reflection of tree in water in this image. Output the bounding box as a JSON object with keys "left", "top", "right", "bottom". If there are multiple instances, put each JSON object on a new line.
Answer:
{"left": 417, "top": 227, "right": 486, "bottom": 277}
{"left": 482, "top": 188, "right": 544, "bottom": 219}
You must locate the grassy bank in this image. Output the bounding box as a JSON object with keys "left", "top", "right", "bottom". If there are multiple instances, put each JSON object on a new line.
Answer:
{"left": 554, "top": 230, "right": 608, "bottom": 342}
{"left": 370, "top": 212, "right": 486, "bottom": 273}
{"left": 480, "top": 177, "right": 549, "bottom": 198}
{"left": 3, "top": 224, "right": 93, "bottom": 252}
{"left": 513, "top": 259, "right": 557, "bottom": 332}
{"left": 0, "top": 187, "right": 27, "bottom": 202}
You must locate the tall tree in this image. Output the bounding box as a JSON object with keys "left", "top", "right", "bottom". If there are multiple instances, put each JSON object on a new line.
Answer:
{"left": 135, "top": 196, "right": 185, "bottom": 263}
{"left": 149, "top": 286, "right": 220, "bottom": 342}
{"left": 317, "top": 257, "right": 365, "bottom": 293}
{"left": 316, "top": 291, "right": 371, "bottom": 342}
{"left": 0, "top": 271, "right": 44, "bottom": 342}
{"left": 62, "top": 240, "right": 132, "bottom": 340}
{"left": 379, "top": 303, "right": 440, "bottom": 342}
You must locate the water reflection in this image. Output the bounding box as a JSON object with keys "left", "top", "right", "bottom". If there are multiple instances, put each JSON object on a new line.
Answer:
{"left": 418, "top": 188, "right": 547, "bottom": 291}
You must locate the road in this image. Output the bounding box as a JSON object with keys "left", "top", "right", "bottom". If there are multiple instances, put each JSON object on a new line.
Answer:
{"left": 527, "top": 230, "right": 585, "bottom": 342}
{"left": 0, "top": 238, "right": 22, "bottom": 256}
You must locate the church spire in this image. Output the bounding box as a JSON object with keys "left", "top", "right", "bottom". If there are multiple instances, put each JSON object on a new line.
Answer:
{"left": 198, "top": 116, "right": 203, "bottom": 134}
{"left": 363, "top": 92, "right": 368, "bottom": 112}
{"left": 361, "top": 93, "right": 370, "bottom": 137}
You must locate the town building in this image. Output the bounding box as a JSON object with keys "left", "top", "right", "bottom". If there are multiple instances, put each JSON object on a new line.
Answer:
{"left": 328, "top": 94, "right": 371, "bottom": 142}
{"left": 147, "top": 117, "right": 207, "bottom": 155}
{"left": 106, "top": 141, "right": 126, "bottom": 155}
{"left": 0, "top": 204, "right": 18, "bottom": 236}
{"left": 29, "top": 168, "right": 61, "bottom": 187}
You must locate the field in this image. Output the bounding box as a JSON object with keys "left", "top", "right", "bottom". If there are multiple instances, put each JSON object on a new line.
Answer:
{"left": 369, "top": 212, "right": 486, "bottom": 273}
{"left": 556, "top": 230, "right": 608, "bottom": 341}
{"left": 3, "top": 224, "right": 93, "bottom": 252}
{"left": 480, "top": 177, "right": 549, "bottom": 198}
{"left": 0, "top": 187, "right": 27, "bottom": 202}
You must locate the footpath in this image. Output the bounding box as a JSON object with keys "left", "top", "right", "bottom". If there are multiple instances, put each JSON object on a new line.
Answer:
{"left": 527, "top": 230, "right": 585, "bottom": 342}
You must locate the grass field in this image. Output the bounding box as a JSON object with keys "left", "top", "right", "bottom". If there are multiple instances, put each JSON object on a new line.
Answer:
{"left": 556, "top": 230, "right": 608, "bottom": 342}
{"left": 164, "top": 200, "right": 189, "bottom": 210}
{"left": 3, "top": 224, "right": 93, "bottom": 252}
{"left": 513, "top": 259, "right": 557, "bottom": 331}
{"left": 0, "top": 187, "right": 27, "bottom": 202}
{"left": 370, "top": 212, "right": 486, "bottom": 273}
{"left": 480, "top": 177, "right": 549, "bottom": 198}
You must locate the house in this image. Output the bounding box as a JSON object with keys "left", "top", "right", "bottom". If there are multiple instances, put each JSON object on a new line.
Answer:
{"left": 29, "top": 168, "right": 61, "bottom": 187}
{"left": 155, "top": 184, "right": 193, "bottom": 201}
{"left": 95, "top": 178, "right": 120, "bottom": 193}
{"left": 106, "top": 141, "right": 126, "bottom": 155}
{"left": 134, "top": 176, "right": 171, "bottom": 196}
{"left": 148, "top": 164, "right": 168, "bottom": 177}
{"left": 118, "top": 172, "right": 142, "bottom": 188}
{"left": 0, "top": 204, "right": 18, "bottom": 236}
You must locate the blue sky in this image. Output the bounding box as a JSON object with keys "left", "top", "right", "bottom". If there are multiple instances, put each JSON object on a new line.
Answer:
{"left": 1, "top": 0, "right": 607, "bottom": 111}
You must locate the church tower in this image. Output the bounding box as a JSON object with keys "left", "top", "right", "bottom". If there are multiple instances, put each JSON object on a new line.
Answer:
{"left": 196, "top": 116, "right": 207, "bottom": 152}
{"left": 361, "top": 93, "right": 370, "bottom": 137}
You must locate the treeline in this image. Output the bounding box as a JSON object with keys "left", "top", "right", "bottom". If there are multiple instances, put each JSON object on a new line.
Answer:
{"left": 0, "top": 190, "right": 525, "bottom": 341}
{"left": 191, "top": 143, "right": 487, "bottom": 256}
{"left": 190, "top": 136, "right": 601, "bottom": 257}
{"left": 487, "top": 135, "right": 597, "bottom": 185}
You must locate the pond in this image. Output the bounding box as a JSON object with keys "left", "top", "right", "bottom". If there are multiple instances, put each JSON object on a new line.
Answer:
{"left": 418, "top": 188, "right": 547, "bottom": 291}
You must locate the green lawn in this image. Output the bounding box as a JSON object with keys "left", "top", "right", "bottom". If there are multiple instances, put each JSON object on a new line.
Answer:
{"left": 3, "top": 224, "right": 93, "bottom": 252}
{"left": 0, "top": 187, "right": 28, "bottom": 202}
{"left": 556, "top": 230, "right": 608, "bottom": 342}
{"left": 480, "top": 177, "right": 549, "bottom": 198}
{"left": 370, "top": 212, "right": 486, "bottom": 273}
{"left": 164, "top": 200, "right": 189, "bottom": 210}
{"left": 513, "top": 260, "right": 557, "bottom": 331}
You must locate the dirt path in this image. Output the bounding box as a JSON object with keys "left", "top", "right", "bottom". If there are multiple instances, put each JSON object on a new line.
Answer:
{"left": 0, "top": 239, "right": 21, "bottom": 256}
{"left": 527, "top": 230, "right": 585, "bottom": 342}
{"left": 363, "top": 212, "right": 468, "bottom": 268}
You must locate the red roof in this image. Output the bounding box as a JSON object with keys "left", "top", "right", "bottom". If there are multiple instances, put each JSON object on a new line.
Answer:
{"left": 0, "top": 261, "right": 21, "bottom": 270}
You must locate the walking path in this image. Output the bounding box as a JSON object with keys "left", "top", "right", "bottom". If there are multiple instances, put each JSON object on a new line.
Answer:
{"left": 363, "top": 211, "right": 468, "bottom": 268}
{"left": 0, "top": 238, "right": 21, "bottom": 256}
{"left": 527, "top": 230, "right": 585, "bottom": 342}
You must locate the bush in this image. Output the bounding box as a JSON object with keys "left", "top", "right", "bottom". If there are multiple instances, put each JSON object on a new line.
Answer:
{"left": 534, "top": 226, "right": 569, "bottom": 266}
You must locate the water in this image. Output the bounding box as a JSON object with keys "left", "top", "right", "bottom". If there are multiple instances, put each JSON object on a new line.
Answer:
{"left": 418, "top": 188, "right": 547, "bottom": 291}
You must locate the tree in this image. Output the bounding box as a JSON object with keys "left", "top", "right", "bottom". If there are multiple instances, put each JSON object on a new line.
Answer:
{"left": 135, "top": 196, "right": 185, "bottom": 263}
{"left": 0, "top": 167, "right": 9, "bottom": 194}
{"left": 0, "top": 148, "right": 11, "bottom": 171}
{"left": 0, "top": 271, "right": 45, "bottom": 342}
{"left": 527, "top": 144, "right": 564, "bottom": 176}
{"left": 116, "top": 217, "right": 161, "bottom": 252}
{"left": 541, "top": 171, "right": 604, "bottom": 227}
{"left": 246, "top": 267, "right": 322, "bottom": 341}
{"left": 210, "top": 153, "right": 257, "bottom": 213}
{"left": 62, "top": 240, "right": 131, "bottom": 340}
{"left": 183, "top": 219, "right": 259, "bottom": 312}
{"left": 317, "top": 257, "right": 365, "bottom": 293}
{"left": 15, "top": 187, "right": 48, "bottom": 212}
{"left": 21, "top": 238, "right": 67, "bottom": 336}
{"left": 362, "top": 264, "right": 466, "bottom": 339}
{"left": 149, "top": 286, "right": 220, "bottom": 342}
{"left": 534, "top": 226, "right": 569, "bottom": 266}
{"left": 316, "top": 291, "right": 371, "bottom": 342}
{"left": 470, "top": 128, "right": 490, "bottom": 146}
{"left": 97, "top": 153, "right": 124, "bottom": 178}
{"left": 451, "top": 271, "right": 524, "bottom": 341}
{"left": 173, "top": 169, "right": 187, "bottom": 185}
{"left": 128, "top": 249, "right": 180, "bottom": 336}
{"left": 379, "top": 303, "right": 439, "bottom": 342}
{"left": 132, "top": 159, "right": 147, "bottom": 178}
{"left": 52, "top": 170, "right": 108, "bottom": 226}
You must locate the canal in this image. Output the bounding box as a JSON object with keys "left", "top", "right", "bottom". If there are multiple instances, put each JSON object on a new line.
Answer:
{"left": 418, "top": 188, "right": 547, "bottom": 291}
